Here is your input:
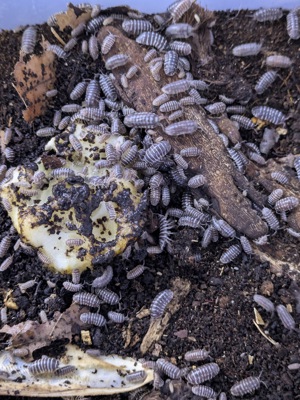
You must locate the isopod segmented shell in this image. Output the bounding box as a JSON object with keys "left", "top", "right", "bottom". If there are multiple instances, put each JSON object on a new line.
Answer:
{"left": 271, "top": 171, "right": 289, "bottom": 184}
{"left": 253, "top": 294, "right": 275, "bottom": 313}
{"left": 265, "top": 55, "right": 292, "bottom": 68}
{"left": 255, "top": 70, "right": 277, "bottom": 94}
{"left": 275, "top": 196, "right": 299, "bottom": 212}
{"left": 165, "top": 23, "right": 194, "bottom": 39}
{"left": 105, "top": 54, "right": 130, "bottom": 70}
{"left": 28, "top": 356, "right": 59, "bottom": 375}
{"left": 219, "top": 244, "right": 241, "bottom": 264}
{"left": 136, "top": 31, "right": 168, "bottom": 50}
{"left": 191, "top": 385, "right": 217, "bottom": 399}
{"left": 97, "top": 288, "right": 120, "bottom": 305}
{"left": 159, "top": 100, "right": 181, "bottom": 113}
{"left": 125, "top": 370, "right": 147, "bottom": 383}
{"left": 205, "top": 102, "right": 226, "bottom": 115}
{"left": 164, "top": 50, "right": 179, "bottom": 77}
{"left": 286, "top": 11, "right": 300, "bottom": 40}
{"left": 162, "top": 79, "right": 191, "bottom": 95}
{"left": 124, "top": 112, "right": 160, "bottom": 128}
{"left": 169, "top": 40, "right": 192, "bottom": 56}
{"left": 122, "top": 19, "right": 153, "bottom": 35}
{"left": 156, "top": 359, "right": 181, "bottom": 379}
{"left": 186, "top": 363, "right": 220, "bottom": 385}
{"left": 184, "top": 349, "right": 209, "bottom": 362}
{"left": 253, "top": 7, "right": 283, "bottom": 22}
{"left": 240, "top": 236, "right": 253, "bottom": 255}
{"left": 251, "top": 106, "right": 285, "bottom": 125}
{"left": 47, "top": 44, "right": 67, "bottom": 59}
{"left": 150, "top": 289, "right": 174, "bottom": 319}
{"left": 126, "top": 264, "right": 146, "bottom": 280}
{"left": 232, "top": 42, "right": 262, "bottom": 57}
{"left": 101, "top": 32, "right": 116, "bottom": 55}
{"left": 55, "top": 365, "right": 76, "bottom": 376}
{"left": 21, "top": 26, "right": 37, "bottom": 54}
{"left": 73, "top": 292, "right": 101, "bottom": 308}
{"left": 230, "top": 376, "right": 261, "bottom": 396}
{"left": 261, "top": 207, "right": 280, "bottom": 230}
{"left": 230, "top": 115, "right": 255, "bottom": 130}
{"left": 80, "top": 312, "right": 107, "bottom": 327}
{"left": 70, "top": 81, "right": 88, "bottom": 100}
{"left": 188, "top": 174, "right": 206, "bottom": 188}
{"left": 165, "top": 120, "right": 198, "bottom": 136}
{"left": 107, "top": 311, "right": 127, "bottom": 324}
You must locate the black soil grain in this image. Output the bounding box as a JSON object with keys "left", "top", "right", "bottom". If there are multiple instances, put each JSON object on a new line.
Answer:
{"left": 0, "top": 8, "right": 299, "bottom": 400}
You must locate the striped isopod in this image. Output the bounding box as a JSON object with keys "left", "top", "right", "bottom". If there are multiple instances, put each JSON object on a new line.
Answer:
{"left": 150, "top": 61, "right": 162, "bottom": 81}
{"left": 147, "top": 246, "right": 163, "bottom": 254}
{"left": 219, "top": 94, "right": 235, "bottom": 104}
{"left": 248, "top": 152, "right": 266, "bottom": 165}
{"left": 55, "top": 365, "right": 76, "bottom": 376}
{"left": 61, "top": 104, "right": 82, "bottom": 113}
{"left": 165, "top": 23, "right": 195, "bottom": 39}
{"left": 88, "top": 35, "right": 99, "bottom": 60}
{"left": 63, "top": 281, "right": 83, "bottom": 292}
{"left": 164, "top": 50, "right": 179, "bottom": 76}
{"left": 166, "top": 208, "right": 184, "bottom": 218}
{"left": 161, "top": 185, "right": 171, "bottom": 206}
{"left": 275, "top": 197, "right": 299, "bottom": 212}
{"left": 71, "top": 22, "right": 86, "bottom": 37}
{"left": 187, "top": 363, "right": 220, "bottom": 385}
{"left": 46, "top": 89, "right": 58, "bottom": 98}
{"left": 105, "top": 54, "right": 129, "bottom": 70}
{"left": 253, "top": 235, "right": 269, "bottom": 245}
{"left": 150, "top": 186, "right": 161, "bottom": 206}
{"left": 149, "top": 172, "right": 164, "bottom": 188}
{"left": 92, "top": 265, "right": 113, "bottom": 288}
{"left": 71, "top": 269, "right": 81, "bottom": 285}
{"left": 169, "top": 40, "right": 192, "bottom": 56}
{"left": 188, "top": 174, "right": 206, "bottom": 188}
{"left": 0, "top": 255, "right": 13, "bottom": 272}
{"left": 287, "top": 11, "right": 300, "bottom": 40}
{"left": 144, "top": 48, "right": 158, "bottom": 63}
{"left": 276, "top": 304, "right": 296, "bottom": 330}
{"left": 105, "top": 143, "right": 119, "bottom": 163}
{"left": 251, "top": 106, "right": 285, "bottom": 125}
{"left": 28, "top": 356, "right": 59, "bottom": 375}
{"left": 85, "top": 79, "right": 100, "bottom": 107}
{"left": 105, "top": 201, "right": 117, "bottom": 220}
{"left": 21, "top": 26, "right": 37, "bottom": 54}
{"left": 294, "top": 157, "right": 300, "bottom": 179}
{"left": 91, "top": 4, "right": 101, "bottom": 17}
{"left": 205, "top": 102, "right": 226, "bottom": 115}
{"left": 255, "top": 70, "right": 277, "bottom": 94}
{"left": 124, "top": 112, "right": 160, "bottom": 129}
{"left": 69, "top": 134, "right": 83, "bottom": 153}
{"left": 99, "top": 74, "right": 118, "bottom": 101}
{"left": 86, "top": 16, "right": 106, "bottom": 33}
{"left": 153, "top": 371, "right": 164, "bottom": 389}
{"left": 184, "top": 349, "right": 209, "bottom": 362}
{"left": 253, "top": 7, "right": 283, "bottom": 21}
{"left": 101, "top": 32, "right": 116, "bottom": 55}
{"left": 150, "top": 289, "right": 174, "bottom": 319}
{"left": 122, "top": 19, "right": 153, "bottom": 35}
{"left": 64, "top": 37, "right": 77, "bottom": 52}
{"left": 80, "top": 107, "right": 105, "bottom": 120}
{"left": 230, "top": 115, "right": 256, "bottom": 130}
{"left": 220, "top": 244, "right": 241, "bottom": 264}
{"left": 240, "top": 236, "right": 253, "bottom": 255}
{"left": 165, "top": 120, "right": 198, "bottom": 136}
{"left": 178, "top": 216, "right": 202, "bottom": 228}
{"left": 189, "top": 88, "right": 207, "bottom": 104}
{"left": 178, "top": 57, "right": 190, "bottom": 72}
{"left": 158, "top": 214, "right": 175, "bottom": 249}
{"left": 271, "top": 171, "right": 289, "bottom": 184}
{"left": 153, "top": 93, "right": 170, "bottom": 107}
{"left": 159, "top": 100, "right": 181, "bottom": 113}
{"left": 80, "top": 312, "right": 107, "bottom": 327}
{"left": 230, "top": 376, "right": 261, "bottom": 396}
{"left": 47, "top": 44, "right": 67, "bottom": 59}
{"left": 0, "top": 236, "right": 11, "bottom": 258}
{"left": 226, "top": 105, "right": 246, "bottom": 114}
{"left": 213, "top": 218, "right": 235, "bottom": 238}
{"left": 70, "top": 81, "right": 88, "bottom": 100}
{"left": 136, "top": 31, "right": 167, "bottom": 50}
{"left": 262, "top": 207, "right": 280, "bottom": 230}
{"left": 265, "top": 55, "right": 292, "bottom": 69}
{"left": 156, "top": 359, "right": 181, "bottom": 380}
{"left": 232, "top": 42, "right": 262, "bottom": 56}
{"left": 174, "top": 153, "right": 188, "bottom": 169}
{"left": 268, "top": 188, "right": 283, "bottom": 205}
{"left": 253, "top": 294, "right": 275, "bottom": 314}
{"left": 121, "top": 145, "right": 138, "bottom": 166}
{"left": 169, "top": 0, "right": 195, "bottom": 22}
{"left": 58, "top": 116, "right": 70, "bottom": 130}
{"left": 52, "top": 167, "right": 74, "bottom": 178}
{"left": 125, "top": 370, "right": 147, "bottom": 383}
{"left": 97, "top": 288, "right": 120, "bottom": 305}
{"left": 144, "top": 140, "right": 171, "bottom": 165}
{"left": 126, "top": 65, "right": 139, "bottom": 79}
{"left": 201, "top": 226, "right": 214, "bottom": 248}
{"left": 162, "top": 79, "right": 191, "bottom": 95}
{"left": 179, "top": 96, "right": 195, "bottom": 106}
{"left": 108, "top": 311, "right": 127, "bottom": 324}
{"left": 35, "top": 127, "right": 57, "bottom": 137}
{"left": 191, "top": 385, "right": 217, "bottom": 399}
{"left": 73, "top": 292, "right": 101, "bottom": 308}
{"left": 180, "top": 147, "right": 200, "bottom": 157}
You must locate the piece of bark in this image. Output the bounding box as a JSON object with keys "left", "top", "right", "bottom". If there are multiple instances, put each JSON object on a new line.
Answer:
{"left": 55, "top": 3, "right": 92, "bottom": 31}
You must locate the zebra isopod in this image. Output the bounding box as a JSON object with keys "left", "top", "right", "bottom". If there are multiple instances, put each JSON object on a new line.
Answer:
{"left": 101, "top": 32, "right": 116, "bottom": 55}
{"left": 219, "top": 244, "right": 241, "bottom": 264}
{"left": 105, "top": 54, "right": 129, "bottom": 70}
{"left": 186, "top": 363, "right": 220, "bottom": 385}
{"left": 268, "top": 189, "right": 284, "bottom": 205}
{"left": 205, "top": 102, "right": 226, "bottom": 114}
{"left": 107, "top": 311, "right": 127, "bottom": 324}
{"left": 251, "top": 106, "right": 285, "bottom": 125}
{"left": 230, "top": 376, "right": 261, "bottom": 396}
{"left": 275, "top": 196, "right": 299, "bottom": 212}
{"left": 170, "top": 0, "right": 195, "bottom": 22}
{"left": 184, "top": 349, "right": 209, "bottom": 362}
{"left": 153, "top": 93, "right": 170, "bottom": 107}
{"left": 124, "top": 112, "right": 160, "bottom": 129}
{"left": 70, "top": 82, "right": 88, "bottom": 100}
{"left": 144, "top": 140, "right": 172, "bottom": 165}
{"left": 55, "top": 365, "right": 76, "bottom": 376}
{"left": 136, "top": 31, "right": 168, "bottom": 50}
{"left": 63, "top": 282, "right": 83, "bottom": 292}
{"left": 255, "top": 70, "right": 277, "bottom": 94}
{"left": 287, "top": 11, "right": 300, "bottom": 40}
{"left": 253, "top": 294, "right": 275, "bottom": 313}
{"left": 164, "top": 50, "right": 179, "bottom": 76}
{"left": 97, "top": 288, "right": 120, "bottom": 305}
{"left": 150, "top": 289, "right": 174, "bottom": 319}
{"left": 159, "top": 100, "right": 181, "bottom": 113}
{"left": 165, "top": 120, "right": 198, "bottom": 136}
{"left": 156, "top": 359, "right": 181, "bottom": 379}
{"left": 271, "top": 171, "right": 289, "bottom": 184}
{"left": 261, "top": 207, "right": 280, "bottom": 230}
{"left": 240, "top": 236, "right": 253, "bottom": 255}
{"left": 191, "top": 385, "right": 217, "bottom": 399}
{"left": 80, "top": 312, "right": 107, "bottom": 327}
{"left": 188, "top": 174, "right": 206, "bottom": 188}
{"left": 230, "top": 115, "right": 256, "bottom": 130}
{"left": 28, "top": 357, "right": 59, "bottom": 375}
{"left": 47, "top": 44, "right": 67, "bottom": 59}
{"left": 73, "top": 292, "right": 101, "bottom": 308}
{"left": 162, "top": 79, "right": 191, "bottom": 95}
{"left": 169, "top": 40, "right": 192, "bottom": 56}
{"left": 122, "top": 19, "right": 153, "bottom": 35}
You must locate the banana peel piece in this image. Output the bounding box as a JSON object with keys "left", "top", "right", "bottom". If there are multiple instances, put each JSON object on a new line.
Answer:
{"left": 0, "top": 344, "right": 153, "bottom": 397}
{"left": 0, "top": 124, "right": 147, "bottom": 273}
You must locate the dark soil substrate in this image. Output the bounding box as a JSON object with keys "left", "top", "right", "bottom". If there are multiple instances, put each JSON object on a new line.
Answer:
{"left": 0, "top": 8, "right": 299, "bottom": 400}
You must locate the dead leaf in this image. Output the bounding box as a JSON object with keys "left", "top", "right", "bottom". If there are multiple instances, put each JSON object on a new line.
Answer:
{"left": 0, "top": 303, "right": 87, "bottom": 359}
{"left": 55, "top": 3, "right": 92, "bottom": 31}
{"left": 13, "top": 50, "right": 56, "bottom": 123}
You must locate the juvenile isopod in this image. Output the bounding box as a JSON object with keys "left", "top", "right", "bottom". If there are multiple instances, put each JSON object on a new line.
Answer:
{"left": 230, "top": 375, "right": 261, "bottom": 396}
{"left": 184, "top": 349, "right": 209, "bottom": 362}
{"left": 88, "top": 35, "right": 99, "bottom": 60}
{"left": 97, "top": 288, "right": 119, "bottom": 305}
{"left": 0, "top": 255, "right": 13, "bottom": 272}
{"left": 162, "top": 79, "right": 191, "bottom": 95}
{"left": 86, "top": 15, "right": 106, "bottom": 33}
{"left": 21, "top": 26, "right": 37, "bottom": 54}
{"left": 275, "top": 197, "right": 299, "bottom": 212}
{"left": 99, "top": 74, "right": 118, "bottom": 101}
{"left": 55, "top": 365, "right": 76, "bottom": 376}
{"left": 80, "top": 312, "right": 107, "bottom": 327}
{"left": 191, "top": 385, "right": 217, "bottom": 399}
{"left": 144, "top": 48, "right": 158, "bottom": 63}
{"left": 159, "top": 100, "right": 181, "bottom": 113}
{"left": 186, "top": 363, "right": 220, "bottom": 385}
{"left": 47, "top": 44, "right": 67, "bottom": 59}
{"left": 165, "top": 120, "right": 198, "bottom": 136}
{"left": 91, "top": 265, "right": 113, "bottom": 288}
{"left": 126, "top": 65, "right": 139, "bottom": 79}
{"left": 169, "top": 40, "right": 192, "bottom": 56}
{"left": 70, "top": 81, "right": 88, "bottom": 100}
{"left": 156, "top": 359, "right": 181, "bottom": 379}
{"left": 107, "top": 311, "right": 127, "bottom": 324}
{"left": 251, "top": 106, "right": 285, "bottom": 125}
{"left": 268, "top": 189, "right": 283, "bottom": 205}
{"left": 240, "top": 236, "right": 253, "bottom": 255}
{"left": 271, "top": 171, "right": 289, "bottom": 185}
{"left": 63, "top": 282, "right": 83, "bottom": 292}
{"left": 101, "top": 32, "right": 116, "bottom": 55}
{"left": 136, "top": 31, "right": 168, "bottom": 51}
{"left": 253, "top": 7, "right": 283, "bottom": 22}
{"left": 213, "top": 218, "right": 236, "bottom": 238}
{"left": 165, "top": 23, "right": 195, "bottom": 39}
{"left": 153, "top": 93, "right": 170, "bottom": 107}
{"left": 124, "top": 112, "right": 160, "bottom": 129}
{"left": 294, "top": 157, "right": 300, "bottom": 179}
{"left": 188, "top": 174, "right": 206, "bottom": 188}
{"left": 28, "top": 356, "right": 59, "bottom": 375}
{"left": 46, "top": 89, "right": 58, "bottom": 98}
{"left": 255, "top": 70, "right": 277, "bottom": 94}
{"left": 226, "top": 105, "right": 246, "bottom": 114}
{"left": 253, "top": 294, "right": 275, "bottom": 314}
{"left": 261, "top": 207, "right": 280, "bottom": 230}
{"left": 265, "top": 55, "right": 292, "bottom": 69}
{"left": 150, "top": 289, "right": 174, "bottom": 319}
{"left": 180, "top": 147, "right": 200, "bottom": 157}
{"left": 164, "top": 50, "right": 179, "bottom": 76}
{"left": 125, "top": 370, "right": 147, "bottom": 383}
{"left": 230, "top": 115, "right": 256, "bottom": 130}
{"left": 219, "top": 244, "right": 241, "bottom": 264}
{"left": 205, "top": 102, "right": 226, "bottom": 115}
{"left": 232, "top": 42, "right": 262, "bottom": 57}
{"left": 0, "top": 236, "right": 11, "bottom": 258}
{"left": 73, "top": 292, "right": 100, "bottom": 308}
{"left": 18, "top": 279, "right": 36, "bottom": 293}
{"left": 122, "top": 19, "right": 153, "bottom": 35}
{"left": 71, "top": 22, "right": 86, "bottom": 37}
{"left": 64, "top": 37, "right": 77, "bottom": 52}
{"left": 105, "top": 54, "right": 130, "bottom": 70}
{"left": 35, "top": 127, "right": 57, "bottom": 137}
{"left": 287, "top": 11, "right": 300, "bottom": 40}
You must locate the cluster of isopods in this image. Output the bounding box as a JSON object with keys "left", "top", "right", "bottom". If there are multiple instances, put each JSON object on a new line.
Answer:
{"left": 128, "top": 348, "right": 263, "bottom": 398}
